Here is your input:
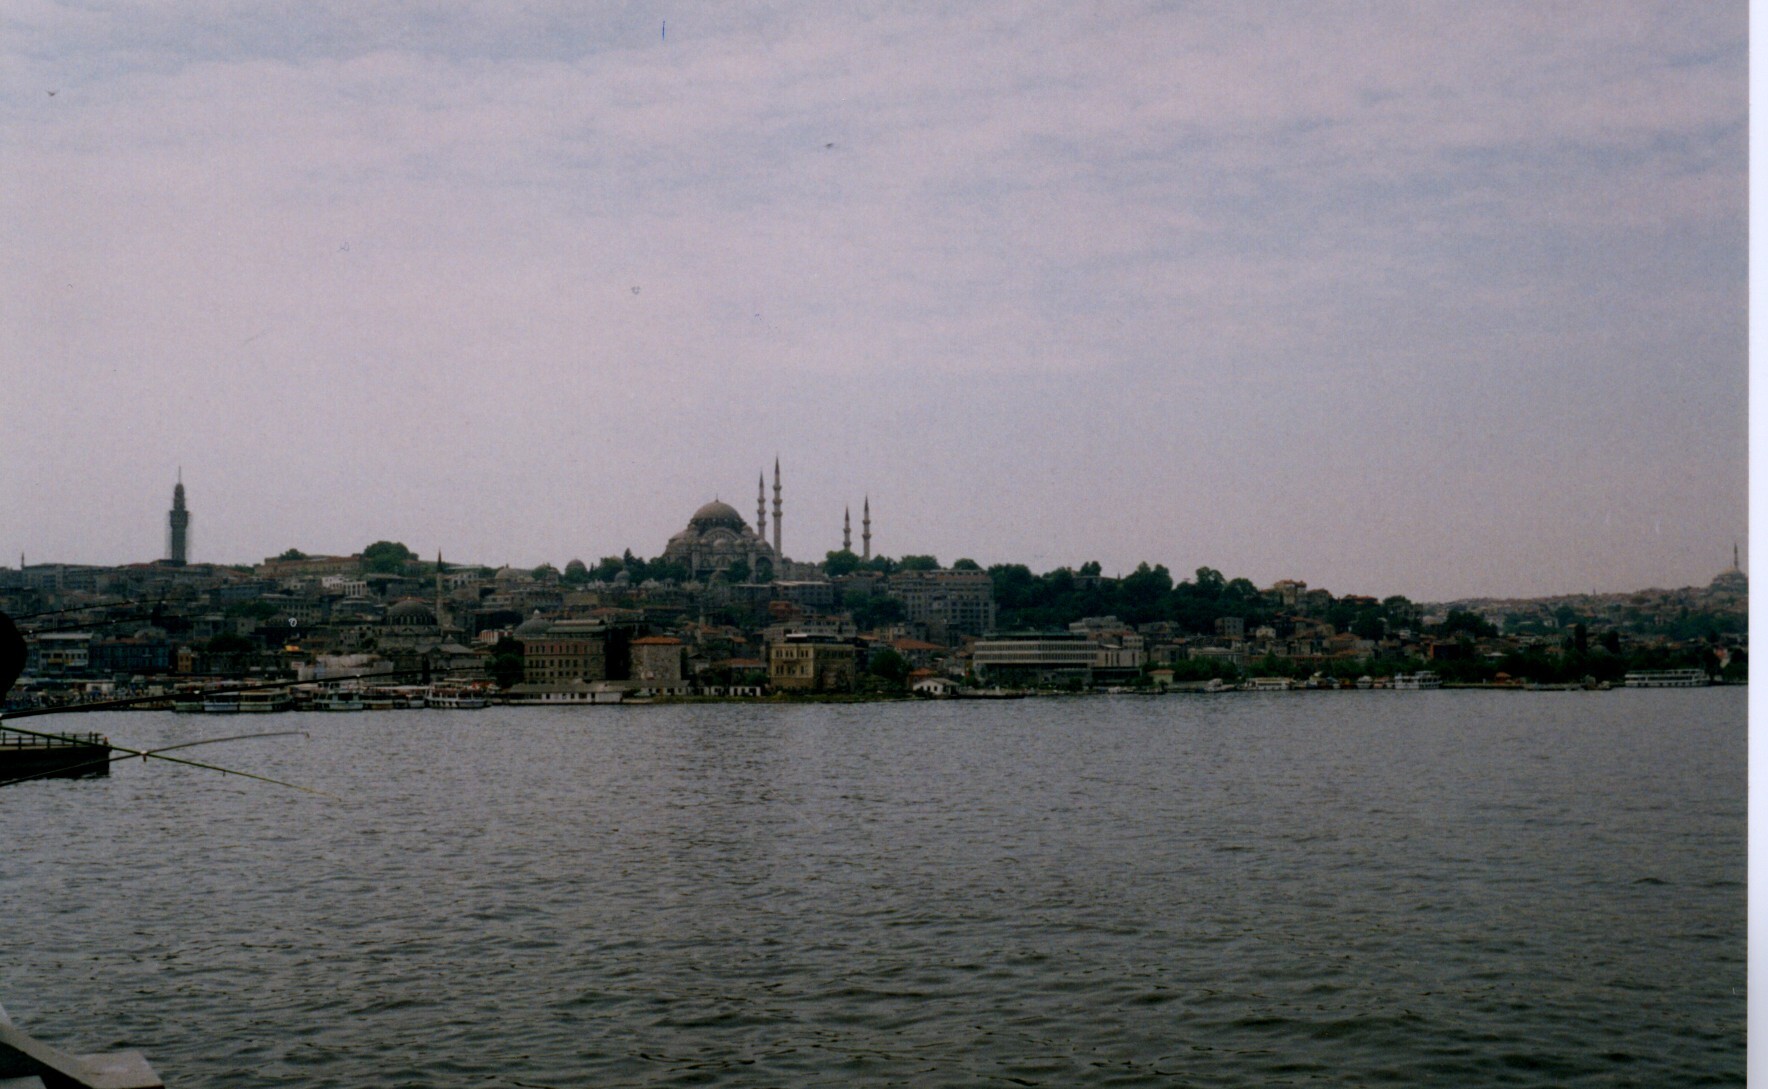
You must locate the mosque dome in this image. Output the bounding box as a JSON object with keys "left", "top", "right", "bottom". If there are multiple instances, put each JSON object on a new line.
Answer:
{"left": 385, "top": 599, "right": 438, "bottom": 627}
{"left": 690, "top": 500, "right": 749, "bottom": 531}
{"left": 514, "top": 614, "right": 553, "bottom": 638}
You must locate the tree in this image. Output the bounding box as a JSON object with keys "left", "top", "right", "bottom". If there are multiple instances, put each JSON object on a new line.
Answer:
{"left": 721, "top": 559, "right": 751, "bottom": 584}
{"left": 899, "top": 555, "right": 939, "bottom": 572}
{"left": 1078, "top": 561, "right": 1103, "bottom": 577}
{"left": 363, "top": 541, "right": 415, "bottom": 574}
{"left": 532, "top": 563, "right": 560, "bottom": 581}
{"left": 490, "top": 636, "right": 524, "bottom": 689}
{"left": 952, "top": 558, "right": 982, "bottom": 571}
{"left": 562, "top": 559, "right": 590, "bottom": 585}
{"left": 276, "top": 548, "right": 307, "bottom": 561}
{"left": 824, "top": 549, "right": 861, "bottom": 577}
{"left": 868, "top": 648, "right": 910, "bottom": 685}
{"left": 590, "top": 556, "right": 625, "bottom": 582}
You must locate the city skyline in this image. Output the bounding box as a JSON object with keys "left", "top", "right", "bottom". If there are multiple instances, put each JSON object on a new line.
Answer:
{"left": 2, "top": 3, "right": 1748, "bottom": 601}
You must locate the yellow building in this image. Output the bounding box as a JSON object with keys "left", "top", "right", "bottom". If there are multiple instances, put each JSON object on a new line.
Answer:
{"left": 768, "top": 635, "right": 857, "bottom": 693}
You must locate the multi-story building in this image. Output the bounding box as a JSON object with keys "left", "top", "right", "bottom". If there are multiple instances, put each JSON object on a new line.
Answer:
{"left": 768, "top": 635, "right": 857, "bottom": 692}
{"left": 971, "top": 632, "right": 1096, "bottom": 685}
{"left": 516, "top": 617, "right": 608, "bottom": 684}
{"left": 630, "top": 636, "right": 688, "bottom": 694}
{"left": 885, "top": 569, "right": 996, "bottom": 643}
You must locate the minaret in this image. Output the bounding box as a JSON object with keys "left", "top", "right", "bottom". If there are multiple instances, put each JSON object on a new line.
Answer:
{"left": 166, "top": 470, "right": 190, "bottom": 566}
{"left": 862, "top": 496, "right": 872, "bottom": 561}
{"left": 435, "top": 550, "right": 448, "bottom": 631}
{"left": 757, "top": 474, "right": 767, "bottom": 539}
{"left": 771, "top": 457, "right": 783, "bottom": 559}
{"left": 843, "top": 507, "right": 852, "bottom": 552}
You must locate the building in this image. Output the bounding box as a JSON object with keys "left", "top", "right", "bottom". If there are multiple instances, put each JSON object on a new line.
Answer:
{"left": 970, "top": 632, "right": 1097, "bottom": 685}
{"left": 630, "top": 635, "right": 687, "bottom": 694}
{"left": 768, "top": 634, "right": 857, "bottom": 692}
{"left": 885, "top": 569, "right": 997, "bottom": 643}
{"left": 516, "top": 617, "right": 608, "bottom": 684}
{"left": 662, "top": 500, "right": 779, "bottom": 582}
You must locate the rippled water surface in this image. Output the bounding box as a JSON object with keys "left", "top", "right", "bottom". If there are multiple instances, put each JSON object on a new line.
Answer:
{"left": 1, "top": 689, "right": 1745, "bottom": 1087}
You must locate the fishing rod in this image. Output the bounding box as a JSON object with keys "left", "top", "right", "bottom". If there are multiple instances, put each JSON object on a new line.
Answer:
{"left": 0, "top": 729, "right": 331, "bottom": 794}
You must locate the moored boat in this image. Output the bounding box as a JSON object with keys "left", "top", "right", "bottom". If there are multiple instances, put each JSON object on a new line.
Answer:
{"left": 1391, "top": 671, "right": 1442, "bottom": 690}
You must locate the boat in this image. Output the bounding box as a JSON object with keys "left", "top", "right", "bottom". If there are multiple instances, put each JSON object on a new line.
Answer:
{"left": 313, "top": 690, "right": 366, "bottom": 711}
{"left": 1623, "top": 669, "right": 1708, "bottom": 688}
{"left": 425, "top": 685, "right": 488, "bottom": 709}
{"left": 202, "top": 692, "right": 240, "bottom": 713}
{"left": 1391, "top": 671, "right": 1442, "bottom": 690}
{"left": 237, "top": 689, "right": 294, "bottom": 713}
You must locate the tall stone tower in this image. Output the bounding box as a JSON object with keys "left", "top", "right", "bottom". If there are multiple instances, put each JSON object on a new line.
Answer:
{"left": 862, "top": 496, "right": 872, "bottom": 561}
{"left": 166, "top": 472, "right": 190, "bottom": 566}
{"left": 843, "top": 507, "right": 852, "bottom": 552}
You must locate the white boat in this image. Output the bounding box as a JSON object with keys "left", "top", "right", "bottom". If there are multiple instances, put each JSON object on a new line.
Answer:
{"left": 202, "top": 692, "right": 240, "bottom": 713}
{"left": 425, "top": 686, "right": 488, "bottom": 709}
{"left": 314, "top": 691, "right": 366, "bottom": 711}
{"left": 1623, "top": 669, "right": 1708, "bottom": 688}
{"left": 1391, "top": 671, "right": 1442, "bottom": 690}
{"left": 238, "top": 689, "right": 294, "bottom": 712}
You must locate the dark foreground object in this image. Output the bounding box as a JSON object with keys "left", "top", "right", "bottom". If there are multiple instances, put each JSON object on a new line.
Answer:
{"left": 0, "top": 1006, "right": 162, "bottom": 1088}
{"left": 0, "top": 733, "right": 111, "bottom": 781}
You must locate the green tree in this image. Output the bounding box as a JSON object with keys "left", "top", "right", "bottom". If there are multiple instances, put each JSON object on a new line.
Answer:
{"left": 721, "top": 559, "right": 751, "bottom": 584}
{"left": 562, "top": 559, "right": 589, "bottom": 585}
{"left": 899, "top": 555, "right": 939, "bottom": 572}
{"left": 276, "top": 548, "right": 307, "bottom": 561}
{"left": 825, "top": 549, "right": 861, "bottom": 577}
{"left": 869, "top": 648, "right": 910, "bottom": 685}
{"left": 490, "top": 635, "right": 524, "bottom": 689}
{"left": 363, "top": 541, "right": 415, "bottom": 574}
{"left": 952, "top": 558, "right": 982, "bottom": 571}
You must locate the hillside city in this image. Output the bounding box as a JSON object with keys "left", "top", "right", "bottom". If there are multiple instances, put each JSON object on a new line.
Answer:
{"left": 3, "top": 480, "right": 1749, "bottom": 707}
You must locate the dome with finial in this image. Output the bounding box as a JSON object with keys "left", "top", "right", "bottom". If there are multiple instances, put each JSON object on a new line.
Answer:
{"left": 690, "top": 499, "right": 749, "bottom": 531}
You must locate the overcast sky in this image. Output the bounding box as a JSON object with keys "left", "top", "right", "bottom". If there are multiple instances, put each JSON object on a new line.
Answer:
{"left": 1, "top": 2, "right": 1747, "bottom": 602}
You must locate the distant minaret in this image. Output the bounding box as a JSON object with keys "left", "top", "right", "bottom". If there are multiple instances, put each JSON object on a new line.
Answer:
{"left": 435, "top": 550, "right": 448, "bottom": 630}
{"left": 843, "top": 507, "right": 852, "bottom": 552}
{"left": 757, "top": 473, "right": 767, "bottom": 539}
{"left": 166, "top": 471, "right": 190, "bottom": 566}
{"left": 771, "top": 457, "right": 783, "bottom": 559}
{"left": 862, "top": 496, "right": 872, "bottom": 561}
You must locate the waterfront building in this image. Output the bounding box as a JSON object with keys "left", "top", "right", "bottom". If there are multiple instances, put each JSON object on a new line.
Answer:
{"left": 971, "top": 632, "right": 1097, "bottom": 685}
{"left": 516, "top": 616, "right": 609, "bottom": 685}
{"left": 630, "top": 635, "right": 688, "bottom": 694}
{"left": 768, "top": 634, "right": 857, "bottom": 692}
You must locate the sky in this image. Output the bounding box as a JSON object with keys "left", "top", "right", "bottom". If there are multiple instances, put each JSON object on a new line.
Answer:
{"left": 0, "top": 1, "right": 1748, "bottom": 603}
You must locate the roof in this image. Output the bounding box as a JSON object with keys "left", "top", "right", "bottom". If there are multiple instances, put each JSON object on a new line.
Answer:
{"left": 631, "top": 636, "right": 683, "bottom": 646}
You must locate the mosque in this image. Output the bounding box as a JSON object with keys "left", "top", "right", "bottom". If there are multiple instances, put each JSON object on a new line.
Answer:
{"left": 661, "top": 460, "right": 870, "bottom": 582}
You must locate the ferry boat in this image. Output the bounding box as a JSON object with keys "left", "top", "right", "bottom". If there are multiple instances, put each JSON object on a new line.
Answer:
{"left": 202, "top": 692, "right": 240, "bottom": 713}
{"left": 425, "top": 685, "right": 488, "bottom": 709}
{"left": 313, "top": 690, "right": 366, "bottom": 711}
{"left": 1623, "top": 669, "right": 1709, "bottom": 688}
{"left": 238, "top": 689, "right": 294, "bottom": 712}
{"left": 1391, "top": 671, "right": 1442, "bottom": 690}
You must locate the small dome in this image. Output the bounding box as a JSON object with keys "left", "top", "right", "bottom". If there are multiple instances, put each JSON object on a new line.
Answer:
{"left": 514, "top": 614, "right": 553, "bottom": 638}
{"left": 386, "top": 599, "right": 438, "bottom": 626}
{"left": 690, "top": 500, "right": 749, "bottom": 530}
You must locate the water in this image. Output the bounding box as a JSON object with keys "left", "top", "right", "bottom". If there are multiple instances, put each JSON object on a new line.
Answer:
{"left": 1, "top": 689, "right": 1745, "bottom": 1087}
